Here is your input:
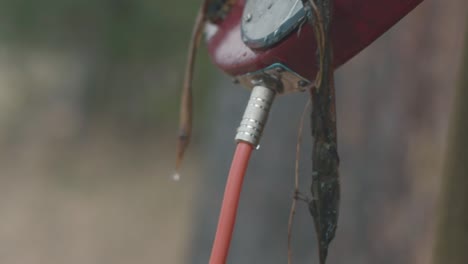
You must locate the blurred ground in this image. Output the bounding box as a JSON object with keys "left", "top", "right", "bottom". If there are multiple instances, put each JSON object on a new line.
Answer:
{"left": 0, "top": 2, "right": 207, "bottom": 262}
{"left": 0, "top": 14, "right": 198, "bottom": 264}
{"left": 0, "top": 129, "right": 199, "bottom": 264}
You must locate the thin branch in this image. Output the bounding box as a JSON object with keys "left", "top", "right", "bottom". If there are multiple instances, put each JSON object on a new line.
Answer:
{"left": 307, "top": 0, "right": 326, "bottom": 89}
{"left": 288, "top": 99, "right": 311, "bottom": 264}
{"left": 175, "top": 0, "right": 210, "bottom": 172}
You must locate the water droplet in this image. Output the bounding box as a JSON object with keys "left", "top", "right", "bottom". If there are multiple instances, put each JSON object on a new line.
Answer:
{"left": 171, "top": 172, "right": 181, "bottom": 181}
{"left": 256, "top": 144, "right": 261, "bottom": 150}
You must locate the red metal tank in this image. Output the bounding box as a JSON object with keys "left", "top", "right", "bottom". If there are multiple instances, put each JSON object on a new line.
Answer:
{"left": 207, "top": 0, "right": 423, "bottom": 85}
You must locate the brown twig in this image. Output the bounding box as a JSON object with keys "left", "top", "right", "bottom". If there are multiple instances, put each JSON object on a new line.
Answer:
{"left": 175, "top": 0, "right": 210, "bottom": 172}
{"left": 306, "top": 0, "right": 326, "bottom": 89}
{"left": 288, "top": 99, "right": 311, "bottom": 264}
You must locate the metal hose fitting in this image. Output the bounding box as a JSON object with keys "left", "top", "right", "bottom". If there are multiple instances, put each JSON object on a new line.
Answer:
{"left": 235, "top": 86, "right": 276, "bottom": 146}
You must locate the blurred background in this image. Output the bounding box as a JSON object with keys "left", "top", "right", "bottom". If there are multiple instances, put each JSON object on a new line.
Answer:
{"left": 0, "top": 0, "right": 466, "bottom": 264}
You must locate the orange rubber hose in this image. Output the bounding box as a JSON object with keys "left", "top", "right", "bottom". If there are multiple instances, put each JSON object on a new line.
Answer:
{"left": 209, "top": 141, "right": 254, "bottom": 264}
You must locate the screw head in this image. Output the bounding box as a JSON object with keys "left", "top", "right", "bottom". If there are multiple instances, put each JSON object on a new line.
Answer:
{"left": 245, "top": 13, "right": 252, "bottom": 22}
{"left": 298, "top": 80, "right": 308, "bottom": 87}
{"left": 275, "top": 67, "right": 284, "bottom": 73}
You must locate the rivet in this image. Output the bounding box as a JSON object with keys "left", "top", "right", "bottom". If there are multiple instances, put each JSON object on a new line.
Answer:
{"left": 275, "top": 67, "right": 284, "bottom": 73}
{"left": 298, "top": 80, "right": 308, "bottom": 87}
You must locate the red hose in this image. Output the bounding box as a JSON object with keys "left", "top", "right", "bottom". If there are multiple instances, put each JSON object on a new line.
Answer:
{"left": 209, "top": 141, "right": 254, "bottom": 264}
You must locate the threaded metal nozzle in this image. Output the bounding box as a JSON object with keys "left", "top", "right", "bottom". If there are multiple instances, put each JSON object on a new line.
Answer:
{"left": 235, "top": 86, "right": 276, "bottom": 146}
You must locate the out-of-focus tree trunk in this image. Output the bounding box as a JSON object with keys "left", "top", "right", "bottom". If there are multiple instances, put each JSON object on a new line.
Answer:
{"left": 432, "top": 19, "right": 468, "bottom": 264}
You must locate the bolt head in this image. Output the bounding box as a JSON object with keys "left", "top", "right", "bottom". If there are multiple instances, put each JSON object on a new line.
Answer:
{"left": 275, "top": 67, "right": 284, "bottom": 73}
{"left": 298, "top": 80, "right": 308, "bottom": 87}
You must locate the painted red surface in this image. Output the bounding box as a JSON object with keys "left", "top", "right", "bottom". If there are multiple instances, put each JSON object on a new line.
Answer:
{"left": 207, "top": 0, "right": 424, "bottom": 81}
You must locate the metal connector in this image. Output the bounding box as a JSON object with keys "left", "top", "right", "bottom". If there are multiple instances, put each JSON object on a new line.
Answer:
{"left": 235, "top": 86, "right": 276, "bottom": 146}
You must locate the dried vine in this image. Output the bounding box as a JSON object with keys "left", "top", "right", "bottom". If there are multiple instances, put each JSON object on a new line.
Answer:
{"left": 288, "top": 1, "right": 340, "bottom": 264}
{"left": 175, "top": 0, "right": 210, "bottom": 172}
{"left": 306, "top": 0, "right": 340, "bottom": 263}
{"left": 287, "top": 99, "right": 311, "bottom": 264}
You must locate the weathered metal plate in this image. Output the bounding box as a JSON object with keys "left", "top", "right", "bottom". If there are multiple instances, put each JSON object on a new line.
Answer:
{"left": 241, "top": 0, "right": 307, "bottom": 50}
{"left": 208, "top": 0, "right": 424, "bottom": 82}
